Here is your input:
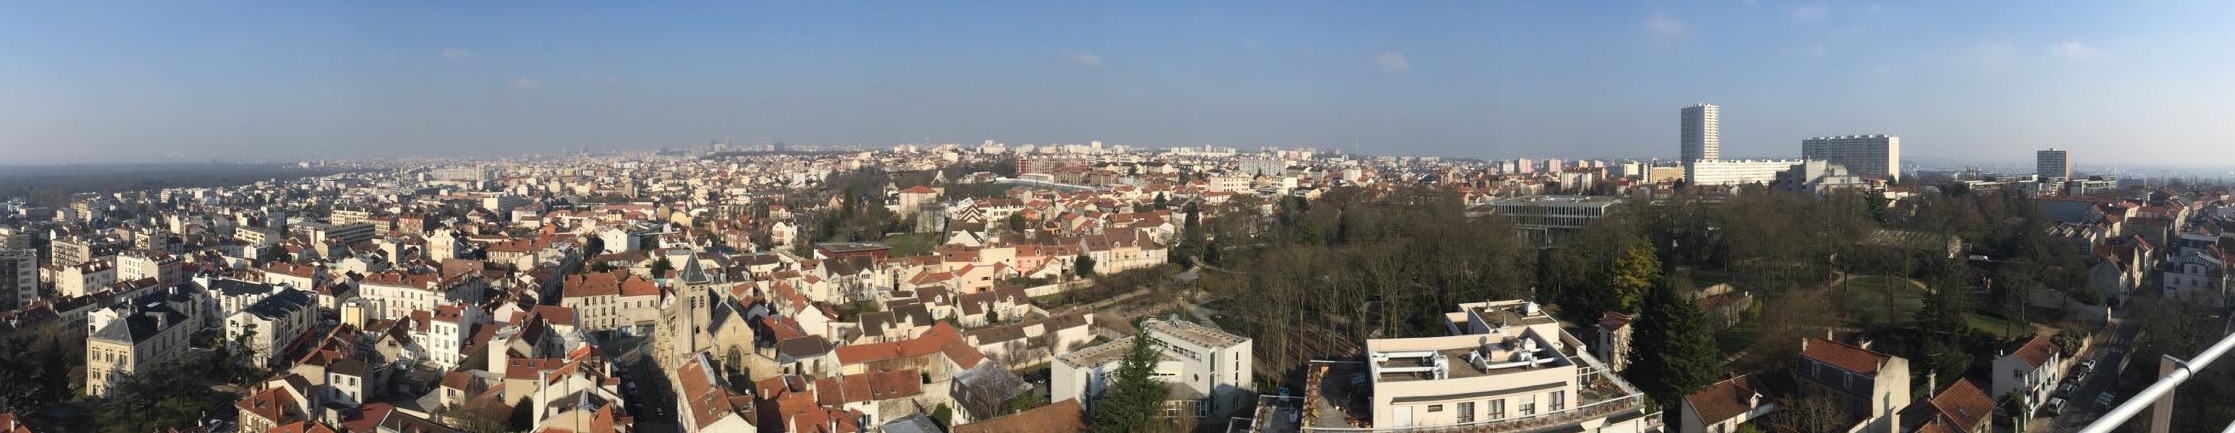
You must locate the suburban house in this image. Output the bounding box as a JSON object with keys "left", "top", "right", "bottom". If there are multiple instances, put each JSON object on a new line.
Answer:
{"left": 1678, "top": 374, "right": 1775, "bottom": 433}
{"left": 1990, "top": 335, "right": 2063, "bottom": 411}
{"left": 1796, "top": 337, "right": 1912, "bottom": 433}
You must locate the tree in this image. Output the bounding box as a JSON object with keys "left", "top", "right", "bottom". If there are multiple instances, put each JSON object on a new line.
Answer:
{"left": 1623, "top": 276, "right": 1720, "bottom": 413}
{"left": 1091, "top": 332, "right": 1167, "bottom": 432}
{"left": 1075, "top": 254, "right": 1097, "bottom": 278}
{"left": 649, "top": 256, "right": 674, "bottom": 279}
{"left": 1153, "top": 193, "right": 1168, "bottom": 209}
{"left": 1774, "top": 393, "right": 1853, "bottom": 433}
{"left": 1005, "top": 213, "right": 1027, "bottom": 233}
{"left": 1608, "top": 242, "right": 1661, "bottom": 314}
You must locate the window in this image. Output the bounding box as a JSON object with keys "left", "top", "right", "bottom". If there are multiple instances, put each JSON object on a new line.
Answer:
{"left": 1518, "top": 394, "right": 1536, "bottom": 416}
{"left": 1549, "top": 391, "right": 1565, "bottom": 411}
{"left": 1457, "top": 402, "right": 1476, "bottom": 423}
{"left": 1488, "top": 400, "right": 1506, "bottom": 420}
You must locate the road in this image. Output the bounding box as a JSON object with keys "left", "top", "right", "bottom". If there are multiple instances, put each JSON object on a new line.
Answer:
{"left": 2046, "top": 307, "right": 2145, "bottom": 432}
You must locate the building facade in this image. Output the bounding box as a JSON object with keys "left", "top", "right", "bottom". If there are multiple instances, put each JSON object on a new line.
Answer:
{"left": 0, "top": 249, "right": 34, "bottom": 310}
{"left": 1801, "top": 135, "right": 1901, "bottom": 181}
{"left": 2037, "top": 149, "right": 2071, "bottom": 182}
{"left": 1681, "top": 104, "right": 1721, "bottom": 162}
{"left": 1687, "top": 159, "right": 1804, "bottom": 186}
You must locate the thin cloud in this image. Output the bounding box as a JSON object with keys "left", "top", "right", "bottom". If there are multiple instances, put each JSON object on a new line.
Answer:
{"left": 1373, "top": 52, "right": 1409, "bottom": 74}
{"left": 1062, "top": 51, "right": 1102, "bottom": 68}
{"left": 1647, "top": 13, "right": 1688, "bottom": 36}
{"left": 1808, "top": 43, "right": 1828, "bottom": 58}
{"left": 1789, "top": 4, "right": 1829, "bottom": 20}
{"left": 441, "top": 48, "right": 475, "bottom": 59}
{"left": 506, "top": 77, "right": 542, "bottom": 89}
{"left": 2053, "top": 41, "right": 2104, "bottom": 60}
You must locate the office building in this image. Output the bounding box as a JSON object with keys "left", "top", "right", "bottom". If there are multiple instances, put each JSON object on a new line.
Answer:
{"left": 1681, "top": 104, "right": 1720, "bottom": 162}
{"left": 2037, "top": 149, "right": 2071, "bottom": 182}
{"left": 1801, "top": 135, "right": 1901, "bottom": 181}
{"left": 1479, "top": 196, "right": 1623, "bottom": 247}
{"left": 1687, "top": 159, "right": 1803, "bottom": 186}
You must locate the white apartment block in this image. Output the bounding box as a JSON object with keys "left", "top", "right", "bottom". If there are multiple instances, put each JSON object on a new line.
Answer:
{"left": 1687, "top": 159, "right": 1803, "bottom": 187}
{"left": 1801, "top": 135, "right": 1901, "bottom": 181}
{"left": 1, "top": 249, "right": 36, "bottom": 310}
{"left": 225, "top": 288, "right": 317, "bottom": 368}
{"left": 1288, "top": 300, "right": 1654, "bottom": 432}
{"left": 1054, "top": 318, "right": 1254, "bottom": 419}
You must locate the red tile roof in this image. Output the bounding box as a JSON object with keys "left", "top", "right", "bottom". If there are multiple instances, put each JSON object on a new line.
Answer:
{"left": 2009, "top": 335, "right": 2057, "bottom": 368}
{"left": 1683, "top": 374, "right": 1766, "bottom": 425}
{"left": 1802, "top": 338, "right": 1889, "bottom": 376}
{"left": 952, "top": 398, "right": 1086, "bottom": 433}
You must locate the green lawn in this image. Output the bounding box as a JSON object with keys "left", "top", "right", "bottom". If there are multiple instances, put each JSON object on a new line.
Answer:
{"left": 881, "top": 233, "right": 939, "bottom": 257}
{"left": 1717, "top": 321, "right": 1760, "bottom": 356}
{"left": 1842, "top": 275, "right": 1926, "bottom": 326}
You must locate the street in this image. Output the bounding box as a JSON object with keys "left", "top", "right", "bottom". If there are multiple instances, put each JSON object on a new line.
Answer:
{"left": 2042, "top": 307, "right": 2143, "bottom": 433}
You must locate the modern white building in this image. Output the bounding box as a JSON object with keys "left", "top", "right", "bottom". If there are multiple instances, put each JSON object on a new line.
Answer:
{"left": 225, "top": 288, "right": 317, "bottom": 368}
{"left": 1681, "top": 104, "right": 1721, "bottom": 162}
{"left": 1478, "top": 196, "right": 1623, "bottom": 247}
{"left": 2037, "top": 149, "right": 2071, "bottom": 182}
{"left": 1989, "top": 336, "right": 2062, "bottom": 412}
{"left": 1290, "top": 300, "right": 1654, "bottom": 432}
{"left": 1801, "top": 135, "right": 1901, "bottom": 181}
{"left": 1687, "top": 159, "right": 1803, "bottom": 186}
{"left": 1052, "top": 318, "right": 1253, "bottom": 419}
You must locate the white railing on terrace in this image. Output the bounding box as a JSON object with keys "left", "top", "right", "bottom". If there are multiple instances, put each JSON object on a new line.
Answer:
{"left": 2079, "top": 332, "right": 2235, "bottom": 433}
{"left": 1303, "top": 345, "right": 1654, "bottom": 433}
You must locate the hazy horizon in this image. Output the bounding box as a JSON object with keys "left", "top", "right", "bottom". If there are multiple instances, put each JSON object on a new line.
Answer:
{"left": 4, "top": 1, "right": 2233, "bottom": 166}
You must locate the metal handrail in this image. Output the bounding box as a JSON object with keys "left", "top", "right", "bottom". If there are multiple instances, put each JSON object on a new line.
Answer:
{"left": 2078, "top": 331, "right": 2235, "bottom": 433}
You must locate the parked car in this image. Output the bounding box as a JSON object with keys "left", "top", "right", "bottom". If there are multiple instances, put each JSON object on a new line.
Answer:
{"left": 2057, "top": 383, "right": 2077, "bottom": 399}
{"left": 2045, "top": 397, "right": 2068, "bottom": 416}
{"left": 2079, "top": 359, "right": 2098, "bottom": 374}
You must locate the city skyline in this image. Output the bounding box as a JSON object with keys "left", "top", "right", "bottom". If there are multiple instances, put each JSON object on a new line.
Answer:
{"left": 4, "top": 1, "right": 2235, "bottom": 167}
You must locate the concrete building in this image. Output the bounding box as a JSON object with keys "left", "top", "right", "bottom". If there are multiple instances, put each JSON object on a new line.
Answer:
{"left": 226, "top": 288, "right": 318, "bottom": 368}
{"left": 1478, "top": 196, "right": 1622, "bottom": 247}
{"left": 86, "top": 301, "right": 197, "bottom": 396}
{"left": 1801, "top": 135, "right": 1901, "bottom": 181}
{"left": 1292, "top": 300, "right": 1653, "bottom": 432}
{"left": 1687, "top": 159, "right": 1803, "bottom": 187}
{"left": 2037, "top": 149, "right": 2071, "bottom": 182}
{"left": 0, "top": 249, "right": 34, "bottom": 310}
{"left": 1052, "top": 318, "right": 1253, "bottom": 419}
{"left": 1681, "top": 104, "right": 1721, "bottom": 162}
{"left": 308, "top": 222, "right": 376, "bottom": 247}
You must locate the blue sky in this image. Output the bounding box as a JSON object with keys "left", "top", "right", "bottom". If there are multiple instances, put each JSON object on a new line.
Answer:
{"left": 2, "top": 1, "right": 2232, "bottom": 166}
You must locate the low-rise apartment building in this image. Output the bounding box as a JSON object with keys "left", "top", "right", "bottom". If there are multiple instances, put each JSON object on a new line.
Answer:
{"left": 1282, "top": 300, "right": 1654, "bottom": 432}
{"left": 86, "top": 301, "right": 197, "bottom": 396}
{"left": 1053, "top": 318, "right": 1252, "bottom": 419}
{"left": 226, "top": 288, "right": 318, "bottom": 368}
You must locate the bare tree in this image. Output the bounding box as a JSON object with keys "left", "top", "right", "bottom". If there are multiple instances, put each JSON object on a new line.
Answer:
{"left": 1774, "top": 393, "right": 1853, "bottom": 433}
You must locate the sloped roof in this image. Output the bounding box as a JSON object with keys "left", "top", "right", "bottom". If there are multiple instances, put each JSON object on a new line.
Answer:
{"left": 1802, "top": 338, "right": 1890, "bottom": 376}
{"left": 1683, "top": 374, "right": 1766, "bottom": 425}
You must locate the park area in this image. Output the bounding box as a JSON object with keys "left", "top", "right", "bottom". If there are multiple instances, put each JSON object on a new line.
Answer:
{"left": 1838, "top": 274, "right": 2045, "bottom": 340}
